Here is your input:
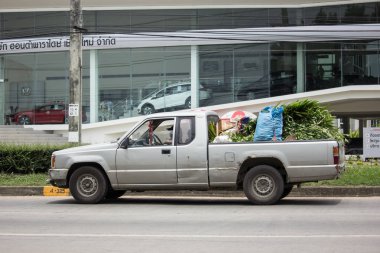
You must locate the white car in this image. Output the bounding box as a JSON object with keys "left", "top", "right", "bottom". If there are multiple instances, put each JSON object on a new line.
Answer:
{"left": 137, "top": 83, "right": 211, "bottom": 115}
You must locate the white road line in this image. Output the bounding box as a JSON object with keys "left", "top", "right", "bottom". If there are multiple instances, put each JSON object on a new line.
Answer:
{"left": 0, "top": 233, "right": 379, "bottom": 239}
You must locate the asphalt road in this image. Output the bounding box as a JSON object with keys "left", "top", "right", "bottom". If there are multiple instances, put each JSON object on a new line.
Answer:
{"left": 0, "top": 196, "right": 380, "bottom": 253}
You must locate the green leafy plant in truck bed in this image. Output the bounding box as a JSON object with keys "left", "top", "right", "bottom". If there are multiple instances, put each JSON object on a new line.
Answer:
{"left": 229, "top": 99, "right": 344, "bottom": 142}
{"left": 282, "top": 99, "right": 344, "bottom": 142}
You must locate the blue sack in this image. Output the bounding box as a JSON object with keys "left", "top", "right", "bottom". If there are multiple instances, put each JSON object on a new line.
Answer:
{"left": 253, "top": 106, "right": 283, "bottom": 142}
{"left": 272, "top": 106, "right": 284, "bottom": 141}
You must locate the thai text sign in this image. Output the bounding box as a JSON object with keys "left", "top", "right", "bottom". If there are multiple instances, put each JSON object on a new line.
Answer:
{"left": 363, "top": 128, "right": 380, "bottom": 159}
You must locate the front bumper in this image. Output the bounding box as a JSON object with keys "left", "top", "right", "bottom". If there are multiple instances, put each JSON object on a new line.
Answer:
{"left": 48, "top": 168, "right": 69, "bottom": 187}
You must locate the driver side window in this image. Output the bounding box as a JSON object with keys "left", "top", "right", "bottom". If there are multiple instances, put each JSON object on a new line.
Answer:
{"left": 128, "top": 118, "right": 175, "bottom": 147}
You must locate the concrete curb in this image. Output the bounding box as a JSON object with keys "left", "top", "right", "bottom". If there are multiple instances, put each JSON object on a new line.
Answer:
{"left": 1, "top": 186, "right": 380, "bottom": 197}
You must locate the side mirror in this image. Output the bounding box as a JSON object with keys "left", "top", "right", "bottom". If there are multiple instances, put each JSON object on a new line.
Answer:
{"left": 120, "top": 137, "right": 129, "bottom": 149}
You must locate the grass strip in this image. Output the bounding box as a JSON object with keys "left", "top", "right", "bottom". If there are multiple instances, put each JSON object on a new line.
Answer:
{"left": 0, "top": 173, "right": 48, "bottom": 186}
{"left": 307, "top": 163, "right": 380, "bottom": 186}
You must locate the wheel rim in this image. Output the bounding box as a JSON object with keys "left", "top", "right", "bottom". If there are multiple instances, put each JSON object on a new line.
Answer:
{"left": 143, "top": 106, "right": 153, "bottom": 115}
{"left": 19, "top": 116, "right": 30, "bottom": 125}
{"left": 77, "top": 174, "right": 98, "bottom": 197}
{"left": 253, "top": 175, "right": 275, "bottom": 197}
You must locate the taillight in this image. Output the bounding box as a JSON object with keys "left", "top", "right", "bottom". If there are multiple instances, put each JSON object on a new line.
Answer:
{"left": 51, "top": 155, "right": 56, "bottom": 169}
{"left": 333, "top": 146, "right": 339, "bottom": 165}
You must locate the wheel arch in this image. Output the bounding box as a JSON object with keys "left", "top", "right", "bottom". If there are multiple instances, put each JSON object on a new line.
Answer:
{"left": 142, "top": 103, "right": 154, "bottom": 109}
{"left": 66, "top": 162, "right": 112, "bottom": 189}
{"left": 236, "top": 157, "right": 287, "bottom": 190}
{"left": 184, "top": 96, "right": 191, "bottom": 107}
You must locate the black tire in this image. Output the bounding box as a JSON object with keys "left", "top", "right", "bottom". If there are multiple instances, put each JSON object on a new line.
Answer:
{"left": 18, "top": 115, "right": 31, "bottom": 125}
{"left": 243, "top": 165, "right": 284, "bottom": 205}
{"left": 69, "top": 166, "right": 108, "bottom": 204}
{"left": 281, "top": 184, "right": 294, "bottom": 199}
{"left": 142, "top": 104, "right": 155, "bottom": 115}
{"left": 106, "top": 189, "right": 126, "bottom": 200}
{"left": 185, "top": 97, "right": 191, "bottom": 109}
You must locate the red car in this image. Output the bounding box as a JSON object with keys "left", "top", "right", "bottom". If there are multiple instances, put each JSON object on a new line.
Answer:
{"left": 11, "top": 103, "right": 86, "bottom": 125}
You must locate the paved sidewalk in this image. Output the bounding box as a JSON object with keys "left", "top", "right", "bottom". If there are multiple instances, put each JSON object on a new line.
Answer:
{"left": 1, "top": 186, "right": 380, "bottom": 197}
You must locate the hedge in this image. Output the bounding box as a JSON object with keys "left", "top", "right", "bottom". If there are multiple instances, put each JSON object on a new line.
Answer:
{"left": 0, "top": 143, "right": 76, "bottom": 174}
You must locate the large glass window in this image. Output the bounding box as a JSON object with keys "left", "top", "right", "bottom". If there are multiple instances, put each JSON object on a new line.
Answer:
{"left": 270, "top": 43, "right": 297, "bottom": 97}
{"left": 234, "top": 44, "right": 270, "bottom": 101}
{"left": 305, "top": 41, "right": 380, "bottom": 91}
{"left": 97, "top": 49, "right": 131, "bottom": 121}
{"left": 131, "top": 10, "right": 194, "bottom": 32}
{"left": 199, "top": 45, "right": 234, "bottom": 105}
{"left": 341, "top": 3, "right": 378, "bottom": 24}
{"left": 3, "top": 52, "right": 70, "bottom": 125}
{"left": 97, "top": 46, "right": 190, "bottom": 120}
{"left": 200, "top": 43, "right": 297, "bottom": 106}
{"left": 303, "top": 6, "right": 341, "bottom": 25}
{"left": 305, "top": 42, "right": 342, "bottom": 91}
{"left": 268, "top": 8, "right": 300, "bottom": 26}
{"left": 82, "top": 51, "right": 90, "bottom": 123}
{"left": 2, "top": 12, "right": 69, "bottom": 39}
{"left": 341, "top": 41, "right": 379, "bottom": 86}
{"left": 1, "top": 3, "right": 380, "bottom": 40}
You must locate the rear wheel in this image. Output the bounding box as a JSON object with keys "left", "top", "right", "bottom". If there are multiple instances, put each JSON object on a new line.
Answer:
{"left": 185, "top": 97, "right": 191, "bottom": 109}
{"left": 142, "top": 104, "right": 155, "bottom": 115}
{"left": 69, "top": 166, "right": 108, "bottom": 204}
{"left": 243, "top": 165, "right": 284, "bottom": 205}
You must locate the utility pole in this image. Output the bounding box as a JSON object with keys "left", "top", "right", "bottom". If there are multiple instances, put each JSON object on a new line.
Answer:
{"left": 68, "top": 0, "right": 83, "bottom": 143}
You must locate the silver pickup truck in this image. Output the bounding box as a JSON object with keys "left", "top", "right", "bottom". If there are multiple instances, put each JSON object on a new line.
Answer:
{"left": 49, "top": 110, "right": 345, "bottom": 205}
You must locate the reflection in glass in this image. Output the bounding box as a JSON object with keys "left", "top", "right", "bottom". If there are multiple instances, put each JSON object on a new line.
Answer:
{"left": 4, "top": 52, "right": 70, "bottom": 125}
{"left": 97, "top": 47, "right": 190, "bottom": 120}
{"left": 306, "top": 42, "right": 342, "bottom": 91}
{"left": 342, "top": 41, "right": 379, "bottom": 86}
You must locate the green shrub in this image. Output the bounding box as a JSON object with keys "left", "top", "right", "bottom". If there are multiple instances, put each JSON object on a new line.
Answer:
{"left": 0, "top": 143, "right": 77, "bottom": 174}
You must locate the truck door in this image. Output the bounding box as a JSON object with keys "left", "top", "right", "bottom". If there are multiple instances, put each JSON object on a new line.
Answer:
{"left": 176, "top": 116, "right": 209, "bottom": 188}
{"left": 115, "top": 118, "right": 177, "bottom": 185}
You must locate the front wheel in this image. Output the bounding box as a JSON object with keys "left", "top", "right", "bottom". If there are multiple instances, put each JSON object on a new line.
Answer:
{"left": 243, "top": 165, "right": 284, "bottom": 205}
{"left": 69, "top": 166, "right": 108, "bottom": 204}
{"left": 18, "top": 115, "right": 31, "bottom": 125}
{"left": 106, "top": 189, "right": 126, "bottom": 200}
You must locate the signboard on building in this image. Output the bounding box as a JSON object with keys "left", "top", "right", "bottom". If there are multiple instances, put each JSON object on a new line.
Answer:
{"left": 363, "top": 127, "right": 380, "bottom": 159}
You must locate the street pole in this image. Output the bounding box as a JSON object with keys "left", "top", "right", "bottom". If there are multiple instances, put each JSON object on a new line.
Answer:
{"left": 69, "top": 0, "right": 82, "bottom": 144}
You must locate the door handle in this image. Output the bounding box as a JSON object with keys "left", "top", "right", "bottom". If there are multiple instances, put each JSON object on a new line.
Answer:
{"left": 162, "top": 149, "right": 171, "bottom": 155}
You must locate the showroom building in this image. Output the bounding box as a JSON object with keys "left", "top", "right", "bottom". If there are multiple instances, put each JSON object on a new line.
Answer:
{"left": 0, "top": 0, "right": 379, "bottom": 144}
